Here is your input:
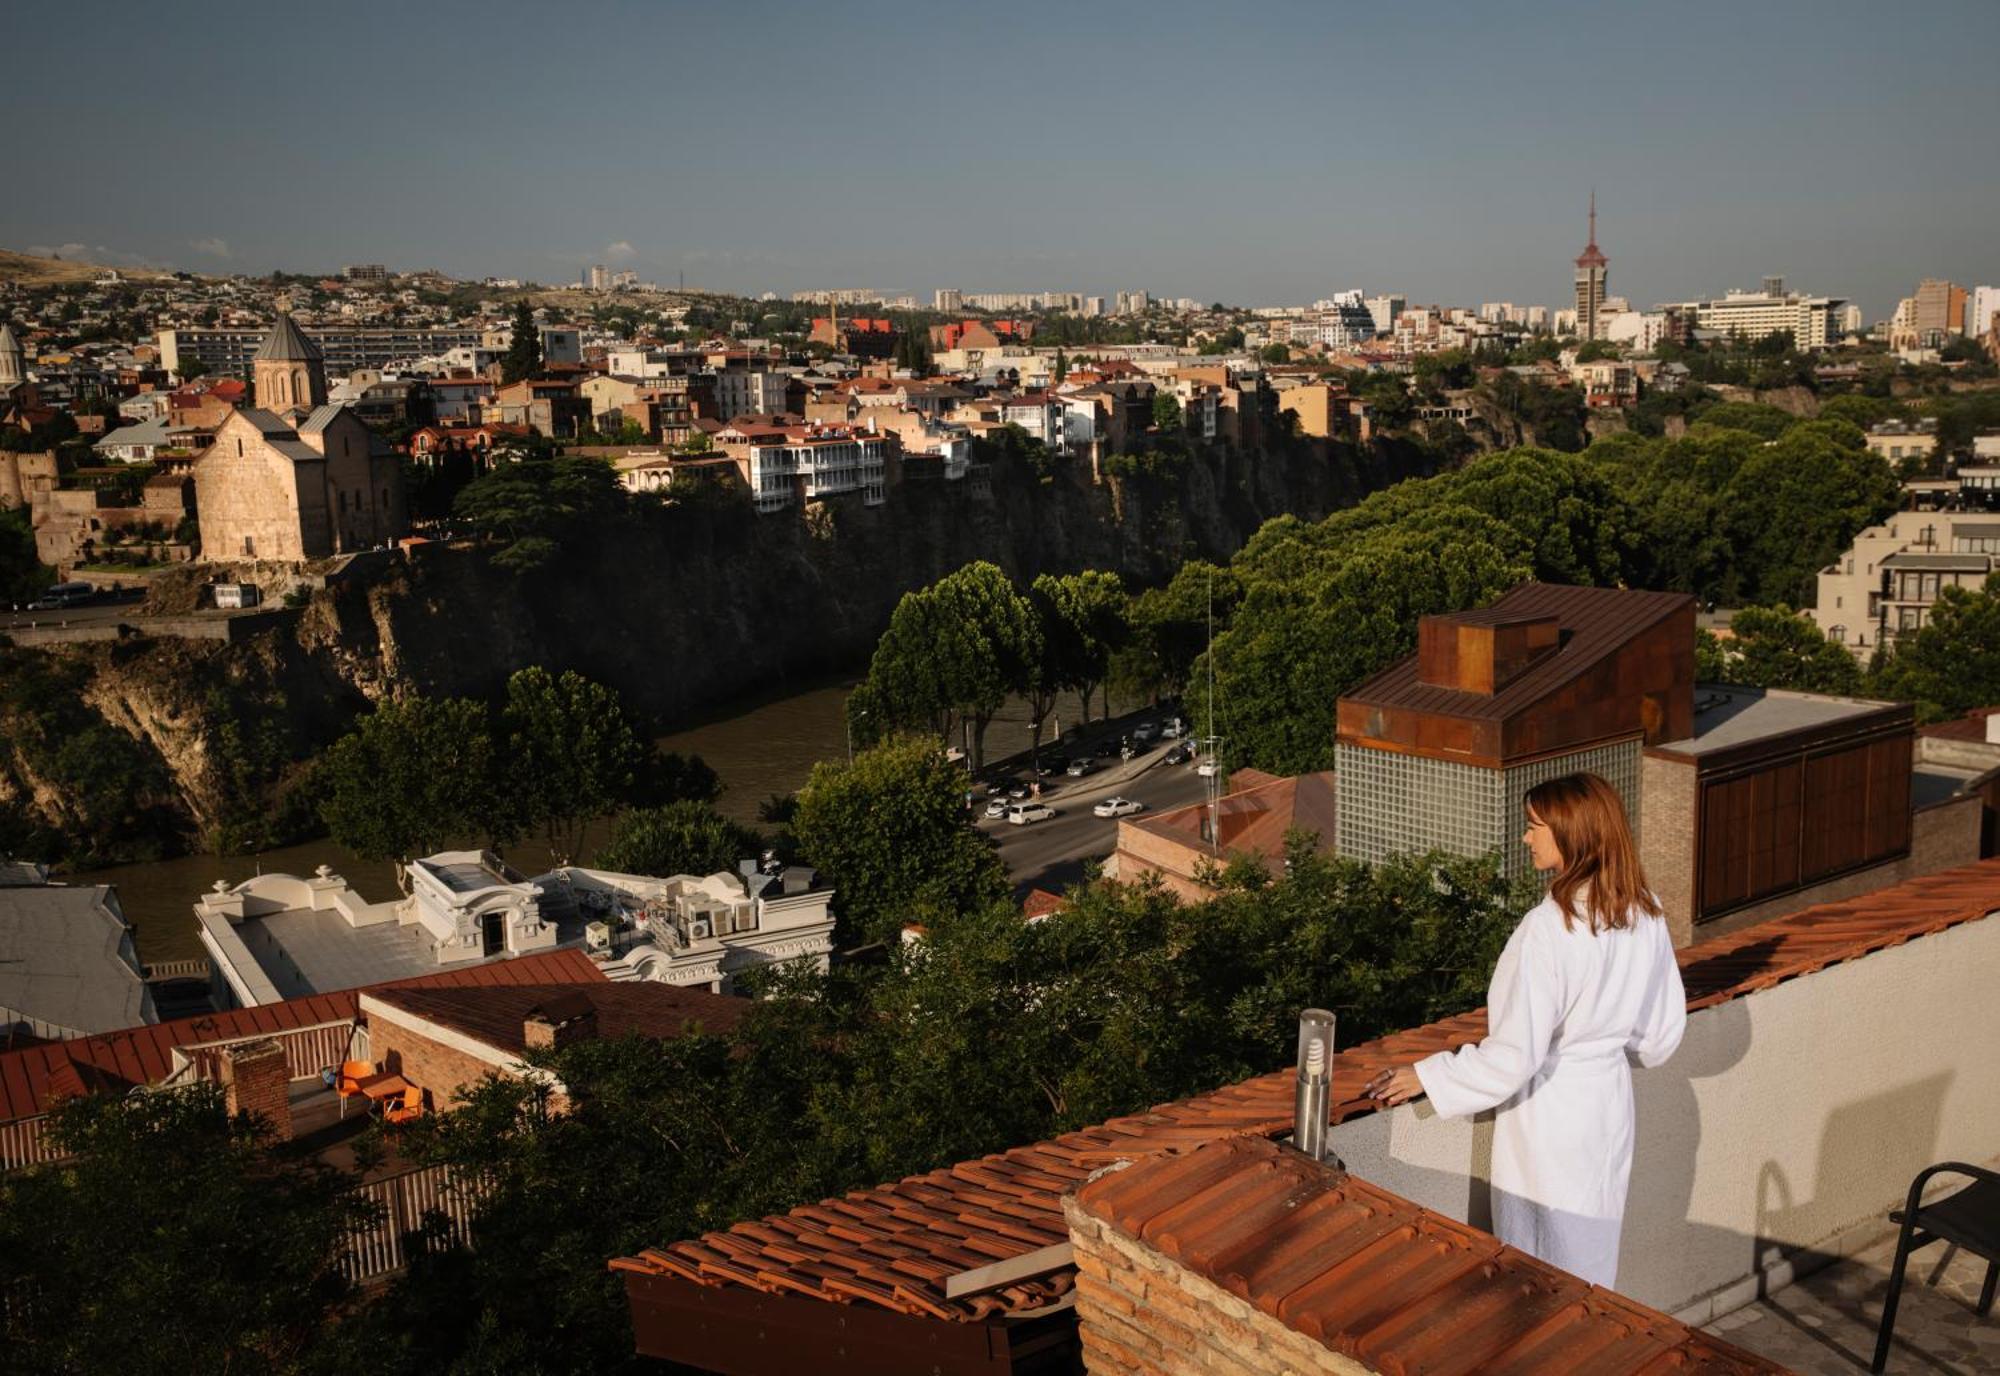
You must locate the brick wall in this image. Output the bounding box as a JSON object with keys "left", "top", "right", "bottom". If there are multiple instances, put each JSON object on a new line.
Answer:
{"left": 369, "top": 1013, "right": 509, "bottom": 1109}
{"left": 1639, "top": 753, "right": 1697, "bottom": 946}
{"left": 1064, "top": 1182, "right": 1376, "bottom": 1376}
{"left": 218, "top": 1038, "right": 292, "bottom": 1140}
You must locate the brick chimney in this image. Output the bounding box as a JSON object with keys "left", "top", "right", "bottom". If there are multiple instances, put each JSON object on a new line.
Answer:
{"left": 523, "top": 991, "right": 599, "bottom": 1052}
{"left": 1416, "top": 612, "right": 1559, "bottom": 695}
{"left": 217, "top": 1038, "right": 292, "bottom": 1141}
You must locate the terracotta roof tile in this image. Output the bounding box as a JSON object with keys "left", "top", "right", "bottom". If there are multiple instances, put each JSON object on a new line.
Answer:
{"left": 612, "top": 858, "right": 2000, "bottom": 1343}
{"left": 1076, "top": 1136, "right": 1781, "bottom": 1374}
{"left": 0, "top": 947, "right": 606, "bottom": 1122}
{"left": 365, "top": 980, "right": 745, "bottom": 1055}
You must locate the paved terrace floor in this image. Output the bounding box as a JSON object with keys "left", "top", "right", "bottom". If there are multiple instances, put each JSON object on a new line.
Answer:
{"left": 1705, "top": 1231, "right": 1998, "bottom": 1373}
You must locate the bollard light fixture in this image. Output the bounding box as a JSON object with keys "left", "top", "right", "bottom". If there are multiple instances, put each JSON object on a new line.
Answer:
{"left": 1293, "top": 1008, "right": 1336, "bottom": 1163}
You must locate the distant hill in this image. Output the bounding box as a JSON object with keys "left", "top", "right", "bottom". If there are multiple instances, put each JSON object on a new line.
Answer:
{"left": 0, "top": 247, "right": 172, "bottom": 285}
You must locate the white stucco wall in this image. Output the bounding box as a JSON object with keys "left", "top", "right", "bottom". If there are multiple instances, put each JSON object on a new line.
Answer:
{"left": 1328, "top": 911, "right": 2000, "bottom": 1323}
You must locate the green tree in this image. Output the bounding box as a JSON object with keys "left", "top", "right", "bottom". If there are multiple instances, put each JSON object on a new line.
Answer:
{"left": 500, "top": 299, "right": 542, "bottom": 384}
{"left": 316, "top": 694, "right": 500, "bottom": 883}
{"left": 1033, "top": 568, "right": 1129, "bottom": 724}
{"left": 1260, "top": 343, "right": 1291, "bottom": 364}
{"left": 1151, "top": 391, "right": 1183, "bottom": 433}
{"left": 0, "top": 1083, "right": 372, "bottom": 1376}
{"left": 1052, "top": 349, "right": 1068, "bottom": 385}
{"left": 595, "top": 799, "right": 762, "bottom": 877}
{"left": 860, "top": 562, "right": 1038, "bottom": 769}
{"left": 1697, "top": 606, "right": 1862, "bottom": 694}
{"left": 1870, "top": 573, "right": 2000, "bottom": 721}
{"left": 1717, "top": 419, "right": 1897, "bottom": 606}
{"left": 500, "top": 667, "right": 649, "bottom": 865}
{"left": 453, "top": 455, "right": 626, "bottom": 571}
{"left": 790, "top": 735, "right": 1008, "bottom": 945}
{"left": 1110, "top": 561, "right": 1239, "bottom": 704}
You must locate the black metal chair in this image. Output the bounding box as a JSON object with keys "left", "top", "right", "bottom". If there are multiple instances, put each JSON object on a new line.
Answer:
{"left": 1872, "top": 1161, "right": 2000, "bottom": 1372}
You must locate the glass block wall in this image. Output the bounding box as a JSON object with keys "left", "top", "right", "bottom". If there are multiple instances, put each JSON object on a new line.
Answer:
{"left": 1335, "top": 738, "right": 1641, "bottom": 881}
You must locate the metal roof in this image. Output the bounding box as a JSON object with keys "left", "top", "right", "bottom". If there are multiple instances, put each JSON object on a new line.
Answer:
{"left": 0, "top": 884, "right": 152, "bottom": 1038}
{"left": 253, "top": 313, "right": 323, "bottom": 363}
{"left": 1340, "top": 583, "right": 1694, "bottom": 724}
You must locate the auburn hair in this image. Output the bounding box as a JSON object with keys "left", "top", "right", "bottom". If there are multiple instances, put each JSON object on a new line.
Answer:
{"left": 1523, "top": 773, "right": 1660, "bottom": 933}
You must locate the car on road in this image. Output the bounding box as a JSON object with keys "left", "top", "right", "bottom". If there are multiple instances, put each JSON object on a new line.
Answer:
{"left": 1196, "top": 759, "right": 1221, "bottom": 778}
{"left": 1161, "top": 719, "right": 1184, "bottom": 739}
{"left": 1164, "top": 743, "right": 1192, "bottom": 765}
{"left": 983, "top": 798, "right": 1010, "bottom": 820}
{"left": 1093, "top": 796, "right": 1145, "bottom": 818}
{"left": 1006, "top": 802, "right": 1056, "bottom": 825}
{"left": 1092, "top": 741, "right": 1119, "bottom": 758}
{"left": 1132, "top": 722, "right": 1159, "bottom": 744}
{"left": 1065, "top": 758, "right": 1094, "bottom": 777}
{"left": 1005, "top": 780, "right": 1033, "bottom": 800}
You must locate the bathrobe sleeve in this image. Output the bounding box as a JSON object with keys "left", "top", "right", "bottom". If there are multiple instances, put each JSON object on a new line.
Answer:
{"left": 1627, "top": 929, "right": 1687, "bottom": 1069}
{"left": 1413, "top": 911, "right": 1565, "bottom": 1119}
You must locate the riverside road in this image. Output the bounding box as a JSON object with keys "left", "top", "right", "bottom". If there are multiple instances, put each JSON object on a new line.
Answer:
{"left": 976, "top": 740, "right": 1213, "bottom": 900}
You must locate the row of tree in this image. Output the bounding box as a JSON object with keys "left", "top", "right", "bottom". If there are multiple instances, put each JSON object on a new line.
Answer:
{"left": 848, "top": 562, "right": 1129, "bottom": 771}
{"left": 1, "top": 801, "right": 1515, "bottom": 1375}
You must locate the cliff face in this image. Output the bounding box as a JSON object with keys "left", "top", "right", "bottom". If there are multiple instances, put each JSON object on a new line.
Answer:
{"left": 3, "top": 440, "right": 1418, "bottom": 858}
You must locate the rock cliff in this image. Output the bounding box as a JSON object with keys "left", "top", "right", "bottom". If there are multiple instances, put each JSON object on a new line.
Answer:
{"left": 1, "top": 439, "right": 1427, "bottom": 859}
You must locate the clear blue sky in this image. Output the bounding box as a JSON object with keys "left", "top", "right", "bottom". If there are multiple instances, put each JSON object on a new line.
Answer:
{"left": 8, "top": 0, "right": 1995, "bottom": 319}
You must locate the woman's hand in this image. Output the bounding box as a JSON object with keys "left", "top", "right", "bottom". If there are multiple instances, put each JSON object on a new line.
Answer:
{"left": 1363, "top": 1064, "right": 1425, "bottom": 1107}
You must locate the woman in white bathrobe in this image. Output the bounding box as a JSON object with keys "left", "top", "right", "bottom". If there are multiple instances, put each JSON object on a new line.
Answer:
{"left": 1363, "top": 772, "right": 1687, "bottom": 1290}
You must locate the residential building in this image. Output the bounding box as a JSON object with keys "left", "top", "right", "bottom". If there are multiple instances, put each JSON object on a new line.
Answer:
{"left": 490, "top": 376, "right": 591, "bottom": 437}
{"left": 358, "top": 980, "right": 746, "bottom": 1111}
{"left": 1272, "top": 380, "right": 1345, "bottom": 438}
{"left": 1572, "top": 194, "right": 1609, "bottom": 340}
{"left": 718, "top": 423, "right": 889, "bottom": 512}
{"left": 0, "top": 867, "right": 155, "bottom": 1040}
{"left": 1573, "top": 357, "right": 1637, "bottom": 408}
{"left": 159, "top": 326, "right": 486, "bottom": 379}
{"left": 1812, "top": 508, "right": 1994, "bottom": 657}
{"left": 1969, "top": 284, "right": 2000, "bottom": 342}
{"left": 1107, "top": 770, "right": 1337, "bottom": 901}
{"left": 1914, "top": 277, "right": 1968, "bottom": 337}
{"left": 589, "top": 264, "right": 611, "bottom": 291}
{"left": 1663, "top": 279, "right": 1847, "bottom": 350}
{"left": 1363, "top": 293, "right": 1405, "bottom": 334}
{"left": 1862, "top": 417, "right": 1938, "bottom": 467}
{"left": 932, "top": 289, "right": 963, "bottom": 313}
{"left": 712, "top": 363, "right": 797, "bottom": 421}
{"left": 1602, "top": 308, "right": 1668, "bottom": 353}
{"left": 343, "top": 264, "right": 388, "bottom": 282}
{"left": 193, "top": 849, "right": 835, "bottom": 1008}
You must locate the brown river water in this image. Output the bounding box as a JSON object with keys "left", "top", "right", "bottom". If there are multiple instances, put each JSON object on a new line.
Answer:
{"left": 71, "top": 676, "right": 1130, "bottom": 966}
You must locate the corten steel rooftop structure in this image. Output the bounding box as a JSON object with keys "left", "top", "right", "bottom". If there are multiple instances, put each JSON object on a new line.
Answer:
{"left": 1333, "top": 583, "right": 1696, "bottom": 881}
{"left": 612, "top": 860, "right": 2000, "bottom": 1375}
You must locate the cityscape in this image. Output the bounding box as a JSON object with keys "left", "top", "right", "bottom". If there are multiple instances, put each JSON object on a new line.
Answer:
{"left": 3, "top": 5, "right": 2000, "bottom": 1375}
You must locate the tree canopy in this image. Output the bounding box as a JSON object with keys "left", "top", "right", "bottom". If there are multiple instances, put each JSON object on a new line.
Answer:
{"left": 790, "top": 734, "right": 1009, "bottom": 945}
{"left": 499, "top": 299, "right": 541, "bottom": 384}
{"left": 453, "top": 455, "right": 626, "bottom": 572}
{"left": 315, "top": 694, "right": 500, "bottom": 878}
{"left": 595, "top": 799, "right": 762, "bottom": 878}
{"left": 1696, "top": 605, "right": 1862, "bottom": 696}
{"left": 500, "top": 666, "right": 649, "bottom": 864}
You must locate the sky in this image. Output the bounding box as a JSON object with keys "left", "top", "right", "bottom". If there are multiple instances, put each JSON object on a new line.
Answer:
{"left": 7, "top": 0, "right": 1996, "bottom": 320}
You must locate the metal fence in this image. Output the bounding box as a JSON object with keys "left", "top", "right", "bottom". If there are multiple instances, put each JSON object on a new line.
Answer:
{"left": 0, "top": 1116, "right": 56, "bottom": 1171}
{"left": 341, "top": 1162, "right": 487, "bottom": 1285}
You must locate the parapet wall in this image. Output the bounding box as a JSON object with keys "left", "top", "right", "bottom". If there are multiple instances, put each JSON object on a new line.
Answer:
{"left": 1324, "top": 904, "right": 2000, "bottom": 1323}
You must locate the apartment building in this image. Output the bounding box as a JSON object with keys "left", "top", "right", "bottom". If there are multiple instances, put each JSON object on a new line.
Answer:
{"left": 159, "top": 326, "right": 486, "bottom": 379}
{"left": 1664, "top": 279, "right": 1846, "bottom": 350}
{"left": 1812, "top": 507, "right": 1997, "bottom": 658}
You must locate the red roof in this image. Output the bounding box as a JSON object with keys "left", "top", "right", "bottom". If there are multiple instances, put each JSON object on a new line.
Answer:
{"left": 0, "top": 947, "right": 606, "bottom": 1123}
{"left": 1918, "top": 707, "right": 2000, "bottom": 743}
{"left": 1021, "top": 889, "right": 1066, "bottom": 920}
{"left": 1075, "top": 1134, "right": 1782, "bottom": 1373}
{"left": 611, "top": 858, "right": 2000, "bottom": 1327}
{"left": 366, "top": 981, "right": 747, "bottom": 1056}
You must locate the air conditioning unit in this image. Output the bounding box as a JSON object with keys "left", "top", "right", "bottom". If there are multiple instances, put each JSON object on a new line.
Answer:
{"left": 585, "top": 920, "right": 611, "bottom": 952}
{"left": 688, "top": 919, "right": 711, "bottom": 941}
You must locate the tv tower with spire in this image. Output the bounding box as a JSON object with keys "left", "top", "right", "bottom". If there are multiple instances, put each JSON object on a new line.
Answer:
{"left": 1573, "top": 191, "right": 1610, "bottom": 342}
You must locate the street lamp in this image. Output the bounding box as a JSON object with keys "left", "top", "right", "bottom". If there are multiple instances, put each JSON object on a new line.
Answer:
{"left": 846, "top": 707, "right": 868, "bottom": 765}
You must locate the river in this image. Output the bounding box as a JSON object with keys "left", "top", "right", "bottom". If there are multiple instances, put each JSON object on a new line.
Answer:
{"left": 71, "top": 675, "right": 1134, "bottom": 967}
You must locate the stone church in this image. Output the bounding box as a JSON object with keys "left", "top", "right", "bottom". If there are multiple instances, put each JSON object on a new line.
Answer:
{"left": 195, "top": 316, "right": 407, "bottom": 562}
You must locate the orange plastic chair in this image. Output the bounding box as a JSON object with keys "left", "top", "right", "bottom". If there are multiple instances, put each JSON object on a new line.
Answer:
{"left": 383, "top": 1087, "right": 427, "bottom": 1125}
{"left": 335, "top": 1060, "right": 376, "bottom": 1119}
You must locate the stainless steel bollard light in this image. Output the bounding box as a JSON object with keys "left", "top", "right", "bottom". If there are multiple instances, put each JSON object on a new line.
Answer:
{"left": 1293, "top": 1008, "right": 1335, "bottom": 1163}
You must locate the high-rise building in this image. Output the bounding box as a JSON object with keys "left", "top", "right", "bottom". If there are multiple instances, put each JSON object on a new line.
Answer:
{"left": 1083, "top": 296, "right": 1106, "bottom": 317}
{"left": 343, "top": 264, "right": 388, "bottom": 283}
{"left": 1572, "top": 193, "right": 1609, "bottom": 341}
{"left": 1969, "top": 286, "right": 2000, "bottom": 341}
{"left": 1364, "top": 294, "right": 1405, "bottom": 335}
{"left": 1663, "top": 283, "right": 1848, "bottom": 351}
{"left": 933, "top": 289, "right": 963, "bottom": 313}
{"left": 589, "top": 264, "right": 611, "bottom": 292}
{"left": 1913, "top": 278, "right": 1968, "bottom": 337}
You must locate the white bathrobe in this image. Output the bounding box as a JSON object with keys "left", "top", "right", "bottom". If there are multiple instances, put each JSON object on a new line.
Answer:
{"left": 1413, "top": 893, "right": 1687, "bottom": 1289}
